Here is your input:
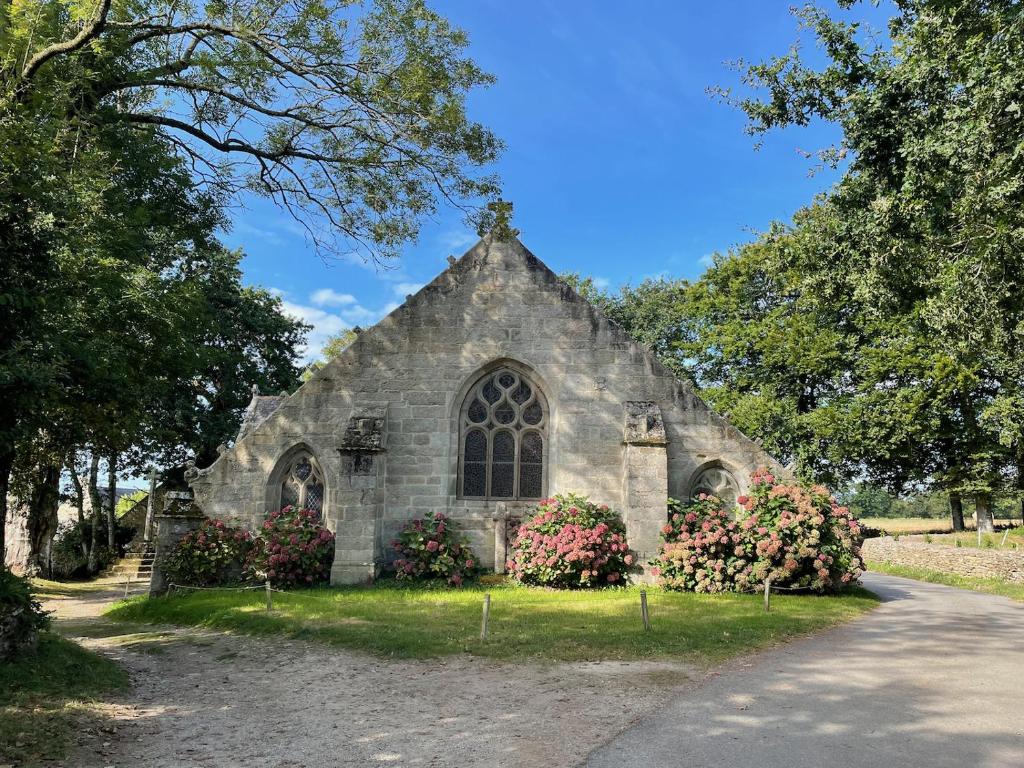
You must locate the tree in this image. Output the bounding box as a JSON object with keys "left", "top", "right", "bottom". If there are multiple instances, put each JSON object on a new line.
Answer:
{"left": 1, "top": 0, "right": 502, "bottom": 554}
{"left": 152, "top": 248, "right": 310, "bottom": 468}
{"left": 717, "top": 0, "right": 1024, "bottom": 528}
{"left": 4, "top": 0, "right": 501, "bottom": 260}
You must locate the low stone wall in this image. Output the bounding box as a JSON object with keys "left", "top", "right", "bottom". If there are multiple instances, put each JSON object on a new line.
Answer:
{"left": 863, "top": 537, "right": 1024, "bottom": 583}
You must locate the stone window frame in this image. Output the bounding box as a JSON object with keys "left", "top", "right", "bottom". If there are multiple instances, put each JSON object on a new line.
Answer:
{"left": 457, "top": 365, "right": 549, "bottom": 501}
{"left": 687, "top": 461, "right": 741, "bottom": 509}
{"left": 267, "top": 444, "right": 327, "bottom": 517}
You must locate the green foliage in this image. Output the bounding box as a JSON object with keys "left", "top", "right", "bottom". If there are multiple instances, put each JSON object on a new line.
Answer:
{"left": 107, "top": 581, "right": 879, "bottom": 663}
{"left": 49, "top": 516, "right": 134, "bottom": 580}
{"left": 391, "top": 512, "right": 479, "bottom": 586}
{"left": 2, "top": 0, "right": 502, "bottom": 261}
{"left": 115, "top": 490, "right": 147, "bottom": 518}
{"left": 0, "top": 568, "right": 51, "bottom": 661}
{"left": 507, "top": 494, "right": 638, "bottom": 588}
{"left": 715, "top": 0, "right": 1024, "bottom": 498}
{"left": 163, "top": 519, "right": 255, "bottom": 588}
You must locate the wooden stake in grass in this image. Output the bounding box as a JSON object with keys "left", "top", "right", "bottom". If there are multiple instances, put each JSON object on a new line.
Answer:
{"left": 1001, "top": 529, "right": 1010, "bottom": 547}
{"left": 265, "top": 580, "right": 273, "bottom": 612}
{"left": 639, "top": 589, "right": 651, "bottom": 632}
{"left": 763, "top": 577, "right": 772, "bottom": 613}
{"left": 480, "top": 593, "right": 491, "bottom": 640}
{"left": 123, "top": 573, "right": 132, "bottom": 599}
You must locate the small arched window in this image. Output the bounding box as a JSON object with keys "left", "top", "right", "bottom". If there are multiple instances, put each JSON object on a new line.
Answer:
{"left": 691, "top": 465, "right": 739, "bottom": 508}
{"left": 460, "top": 366, "right": 548, "bottom": 500}
{"left": 279, "top": 452, "right": 325, "bottom": 516}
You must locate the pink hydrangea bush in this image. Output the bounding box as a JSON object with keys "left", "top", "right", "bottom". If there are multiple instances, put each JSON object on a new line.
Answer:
{"left": 392, "top": 512, "right": 478, "bottom": 586}
{"left": 164, "top": 518, "right": 254, "bottom": 587}
{"left": 651, "top": 495, "right": 749, "bottom": 593}
{"left": 249, "top": 506, "right": 336, "bottom": 588}
{"left": 507, "top": 494, "right": 638, "bottom": 588}
{"left": 652, "top": 468, "right": 864, "bottom": 594}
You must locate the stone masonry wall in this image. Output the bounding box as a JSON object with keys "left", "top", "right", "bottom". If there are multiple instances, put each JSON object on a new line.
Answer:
{"left": 188, "top": 235, "right": 783, "bottom": 584}
{"left": 863, "top": 537, "right": 1024, "bottom": 583}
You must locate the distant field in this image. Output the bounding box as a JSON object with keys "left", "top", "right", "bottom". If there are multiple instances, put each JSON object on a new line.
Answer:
{"left": 861, "top": 517, "right": 1024, "bottom": 535}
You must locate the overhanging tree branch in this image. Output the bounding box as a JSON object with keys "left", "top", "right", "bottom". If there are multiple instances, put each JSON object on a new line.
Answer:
{"left": 21, "top": 0, "right": 113, "bottom": 81}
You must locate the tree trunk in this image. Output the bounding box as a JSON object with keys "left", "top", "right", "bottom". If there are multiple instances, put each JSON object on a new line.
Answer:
{"left": 106, "top": 451, "right": 117, "bottom": 552}
{"left": 949, "top": 492, "right": 965, "bottom": 532}
{"left": 0, "top": 447, "right": 13, "bottom": 563}
{"left": 975, "top": 493, "right": 995, "bottom": 534}
{"left": 68, "top": 456, "right": 88, "bottom": 557}
{"left": 87, "top": 453, "right": 101, "bottom": 574}
{"left": 25, "top": 463, "right": 60, "bottom": 576}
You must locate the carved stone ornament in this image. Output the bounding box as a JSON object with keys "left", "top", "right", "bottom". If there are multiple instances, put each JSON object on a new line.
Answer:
{"left": 339, "top": 406, "right": 387, "bottom": 452}
{"left": 623, "top": 401, "right": 667, "bottom": 445}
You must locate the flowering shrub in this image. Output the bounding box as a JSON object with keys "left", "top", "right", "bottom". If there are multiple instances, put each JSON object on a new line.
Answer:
{"left": 392, "top": 512, "right": 478, "bottom": 586}
{"left": 652, "top": 468, "right": 863, "bottom": 594}
{"left": 507, "top": 494, "right": 637, "bottom": 588}
{"left": 250, "top": 506, "right": 335, "bottom": 588}
{"left": 163, "top": 518, "right": 254, "bottom": 587}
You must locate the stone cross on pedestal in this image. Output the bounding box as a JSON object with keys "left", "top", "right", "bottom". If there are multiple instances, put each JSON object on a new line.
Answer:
{"left": 492, "top": 502, "right": 509, "bottom": 573}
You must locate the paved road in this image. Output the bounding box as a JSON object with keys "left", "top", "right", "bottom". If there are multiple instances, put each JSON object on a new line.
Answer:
{"left": 585, "top": 573, "right": 1024, "bottom": 768}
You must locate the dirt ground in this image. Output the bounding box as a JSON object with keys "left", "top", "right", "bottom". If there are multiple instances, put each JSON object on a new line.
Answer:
{"left": 42, "top": 579, "right": 698, "bottom": 768}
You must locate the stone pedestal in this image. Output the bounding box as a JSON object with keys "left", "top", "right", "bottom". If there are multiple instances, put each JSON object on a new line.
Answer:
{"left": 149, "top": 502, "right": 205, "bottom": 596}
{"left": 621, "top": 402, "right": 669, "bottom": 581}
{"left": 332, "top": 407, "right": 387, "bottom": 584}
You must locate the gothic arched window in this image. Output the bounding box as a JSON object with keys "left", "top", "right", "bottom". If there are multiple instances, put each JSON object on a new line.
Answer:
{"left": 279, "top": 452, "right": 325, "bottom": 516}
{"left": 690, "top": 465, "right": 739, "bottom": 508}
{"left": 460, "top": 367, "right": 548, "bottom": 500}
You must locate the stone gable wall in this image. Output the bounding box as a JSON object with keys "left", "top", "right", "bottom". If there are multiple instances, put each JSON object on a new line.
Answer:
{"left": 188, "top": 236, "right": 782, "bottom": 583}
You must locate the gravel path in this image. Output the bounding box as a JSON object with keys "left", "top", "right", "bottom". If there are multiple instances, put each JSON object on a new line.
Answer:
{"left": 585, "top": 572, "right": 1024, "bottom": 768}
{"left": 45, "top": 582, "right": 698, "bottom": 768}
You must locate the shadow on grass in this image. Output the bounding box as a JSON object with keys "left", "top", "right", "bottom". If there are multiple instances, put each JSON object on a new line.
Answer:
{"left": 105, "top": 583, "right": 880, "bottom": 665}
{"left": 0, "top": 633, "right": 129, "bottom": 766}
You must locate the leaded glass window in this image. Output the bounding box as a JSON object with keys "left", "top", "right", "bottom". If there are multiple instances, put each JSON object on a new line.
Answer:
{"left": 279, "top": 452, "right": 325, "bottom": 516}
{"left": 690, "top": 466, "right": 739, "bottom": 508}
{"left": 459, "top": 367, "right": 548, "bottom": 499}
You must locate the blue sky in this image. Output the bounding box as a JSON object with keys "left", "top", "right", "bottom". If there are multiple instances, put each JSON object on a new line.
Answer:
{"left": 224, "top": 1, "right": 890, "bottom": 363}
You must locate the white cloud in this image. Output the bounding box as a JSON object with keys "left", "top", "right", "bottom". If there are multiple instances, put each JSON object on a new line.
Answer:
{"left": 280, "top": 300, "right": 352, "bottom": 364}
{"left": 592, "top": 276, "right": 611, "bottom": 291}
{"left": 393, "top": 282, "right": 424, "bottom": 298}
{"left": 437, "top": 228, "right": 478, "bottom": 254}
{"left": 699, "top": 253, "right": 715, "bottom": 268}
{"left": 310, "top": 288, "right": 357, "bottom": 307}
{"left": 280, "top": 290, "right": 404, "bottom": 364}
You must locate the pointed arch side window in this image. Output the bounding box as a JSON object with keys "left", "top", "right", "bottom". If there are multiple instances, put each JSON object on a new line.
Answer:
{"left": 279, "top": 452, "right": 325, "bottom": 517}
{"left": 459, "top": 367, "right": 548, "bottom": 500}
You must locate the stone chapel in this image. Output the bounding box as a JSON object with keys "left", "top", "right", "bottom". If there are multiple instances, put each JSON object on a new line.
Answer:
{"left": 186, "top": 233, "right": 783, "bottom": 583}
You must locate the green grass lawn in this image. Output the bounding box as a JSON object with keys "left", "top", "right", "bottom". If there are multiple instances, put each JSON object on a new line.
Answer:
{"left": 918, "top": 526, "right": 1024, "bottom": 550}
{"left": 0, "top": 633, "right": 129, "bottom": 765}
{"left": 106, "top": 582, "right": 878, "bottom": 665}
{"left": 861, "top": 517, "right": 1023, "bottom": 535}
{"left": 867, "top": 561, "right": 1024, "bottom": 602}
